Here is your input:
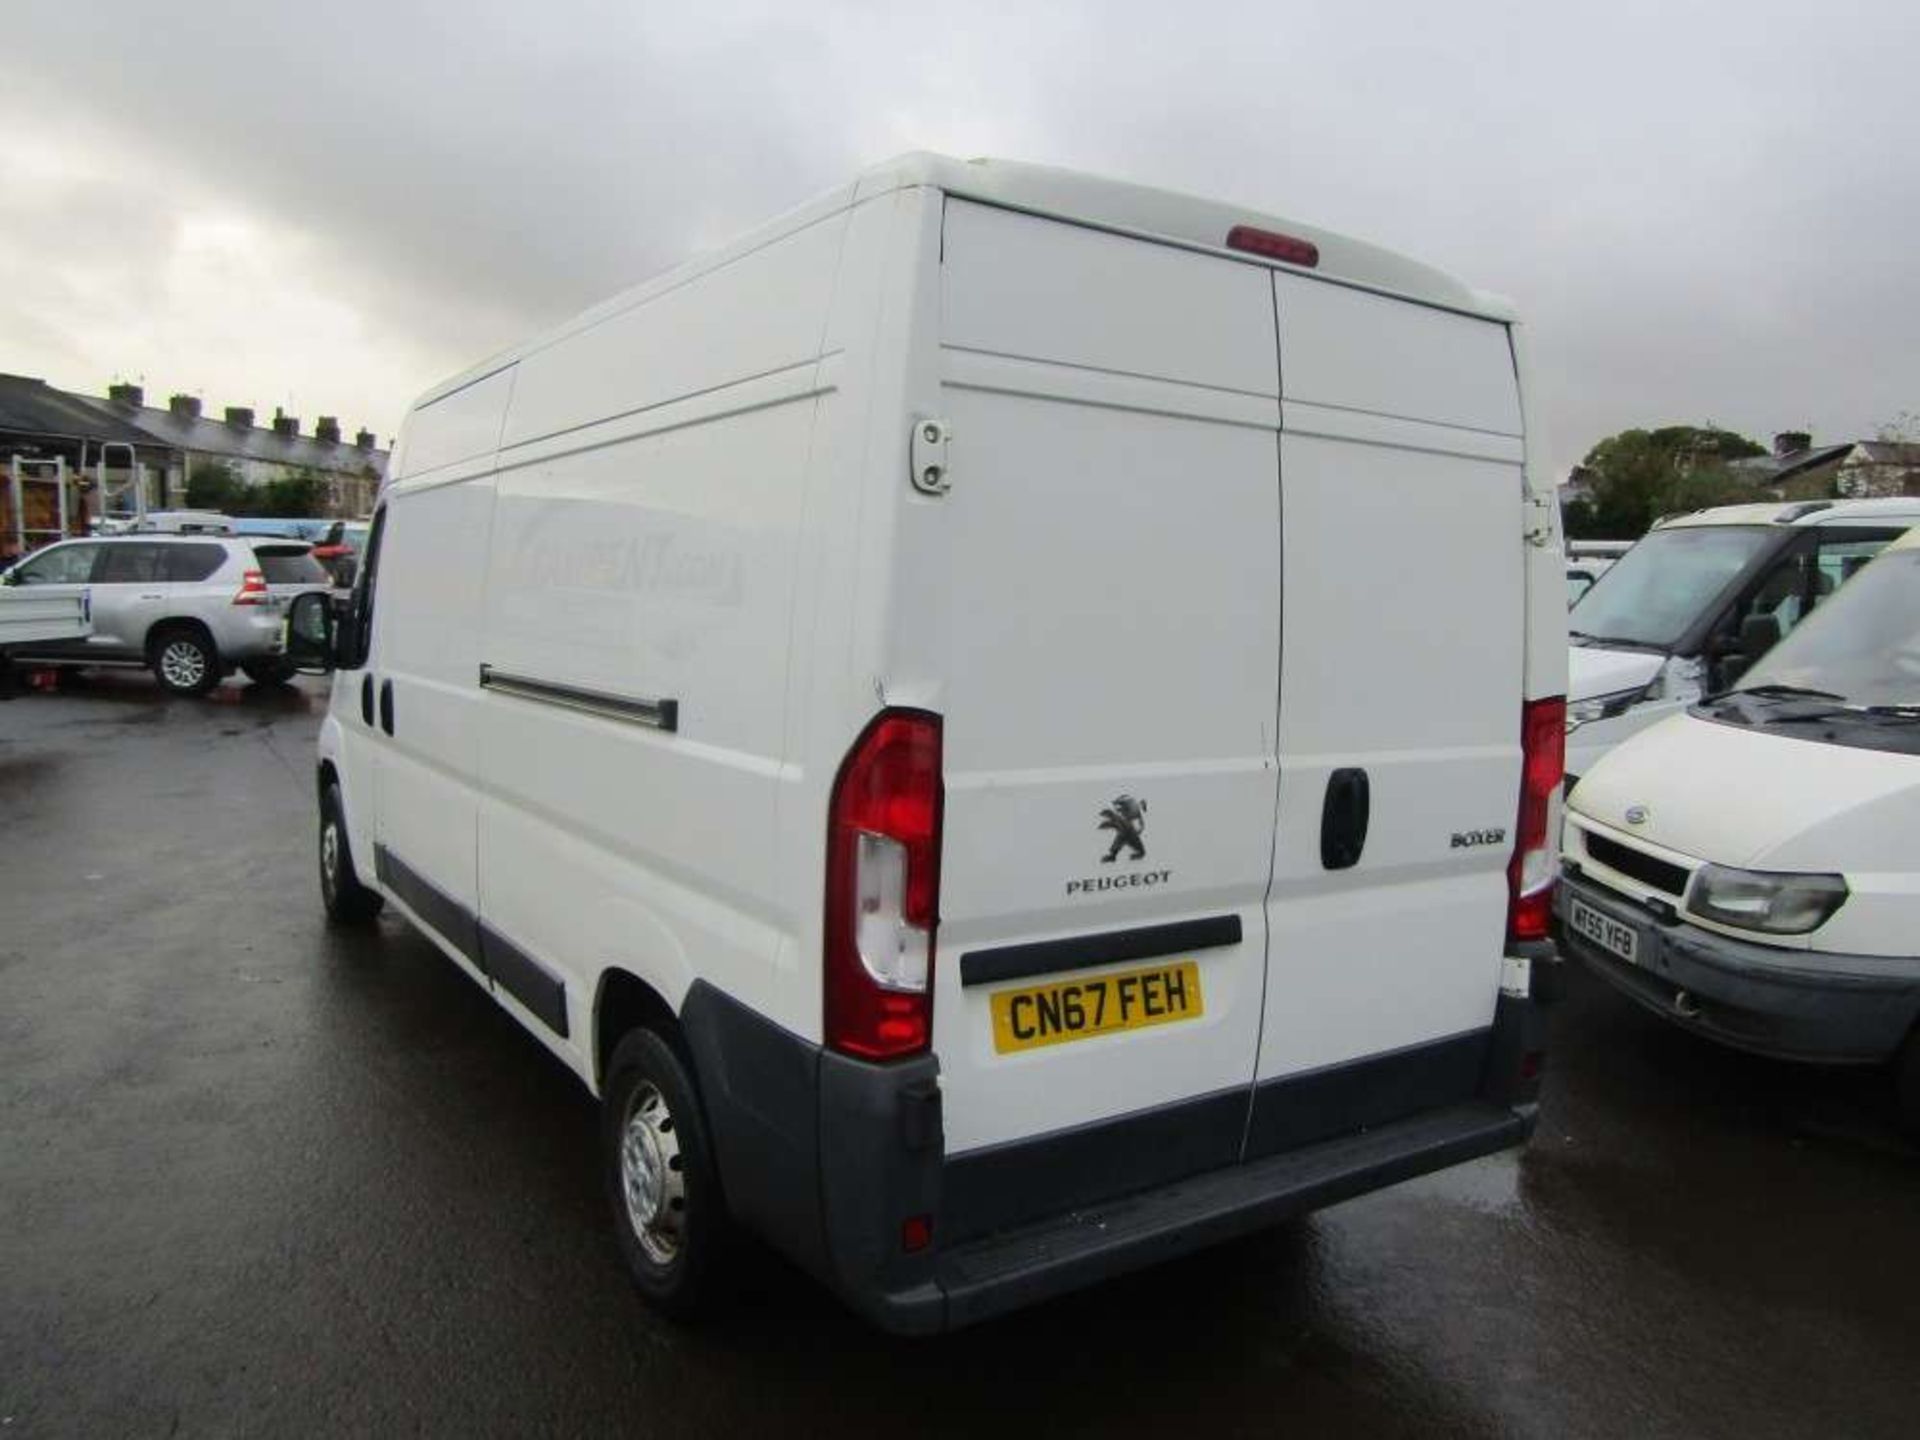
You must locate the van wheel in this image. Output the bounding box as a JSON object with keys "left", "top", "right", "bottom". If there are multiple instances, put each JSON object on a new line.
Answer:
{"left": 603, "top": 1027, "right": 728, "bottom": 1317}
{"left": 149, "top": 625, "right": 220, "bottom": 697}
{"left": 320, "top": 782, "right": 383, "bottom": 926}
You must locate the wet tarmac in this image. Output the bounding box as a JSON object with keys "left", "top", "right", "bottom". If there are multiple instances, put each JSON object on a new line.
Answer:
{"left": 3, "top": 672, "right": 1917, "bottom": 1438}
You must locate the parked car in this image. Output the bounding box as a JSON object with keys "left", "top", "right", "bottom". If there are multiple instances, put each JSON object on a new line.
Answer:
{"left": 1565, "top": 539, "right": 1628, "bottom": 606}
{"left": 1564, "top": 499, "right": 1920, "bottom": 783}
{"left": 311, "top": 521, "right": 369, "bottom": 588}
{"left": 231, "top": 518, "right": 328, "bottom": 540}
{"left": 289, "top": 152, "right": 1564, "bottom": 1332}
{"left": 1, "top": 534, "right": 331, "bottom": 694}
{"left": 1567, "top": 561, "right": 1608, "bottom": 607}
{"left": 0, "top": 585, "right": 91, "bottom": 698}
{"left": 130, "top": 510, "right": 236, "bottom": 534}
{"left": 1560, "top": 528, "right": 1920, "bottom": 1128}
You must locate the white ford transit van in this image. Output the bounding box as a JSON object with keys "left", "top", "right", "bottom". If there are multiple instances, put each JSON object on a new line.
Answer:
{"left": 1560, "top": 529, "right": 1920, "bottom": 1128}
{"left": 1565, "top": 499, "right": 1920, "bottom": 783}
{"left": 295, "top": 154, "right": 1567, "bottom": 1332}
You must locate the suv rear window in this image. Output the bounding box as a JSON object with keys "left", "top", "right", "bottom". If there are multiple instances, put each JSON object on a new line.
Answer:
{"left": 252, "top": 544, "right": 330, "bottom": 585}
{"left": 165, "top": 543, "right": 227, "bottom": 583}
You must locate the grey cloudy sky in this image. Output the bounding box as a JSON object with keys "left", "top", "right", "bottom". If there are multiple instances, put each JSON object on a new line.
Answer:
{"left": 4, "top": 0, "right": 1916, "bottom": 474}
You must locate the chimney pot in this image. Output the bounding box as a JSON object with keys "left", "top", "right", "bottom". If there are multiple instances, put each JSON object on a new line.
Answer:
{"left": 355, "top": 428, "right": 375, "bottom": 449}
{"left": 1774, "top": 430, "right": 1812, "bottom": 458}
{"left": 108, "top": 382, "right": 144, "bottom": 408}
{"left": 271, "top": 408, "right": 299, "bottom": 439}
{"left": 168, "top": 394, "right": 202, "bottom": 421}
{"left": 315, "top": 416, "right": 341, "bottom": 443}
{"left": 224, "top": 406, "right": 255, "bottom": 429}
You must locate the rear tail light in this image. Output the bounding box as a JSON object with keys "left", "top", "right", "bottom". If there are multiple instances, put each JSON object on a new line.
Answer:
{"left": 1506, "top": 696, "right": 1567, "bottom": 942}
{"left": 232, "top": 569, "right": 269, "bottom": 605}
{"left": 1225, "top": 225, "right": 1320, "bottom": 268}
{"left": 825, "top": 710, "right": 943, "bottom": 1059}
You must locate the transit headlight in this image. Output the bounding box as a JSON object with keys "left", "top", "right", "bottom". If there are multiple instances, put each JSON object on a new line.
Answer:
{"left": 1565, "top": 686, "right": 1648, "bottom": 731}
{"left": 1687, "top": 865, "right": 1849, "bottom": 935}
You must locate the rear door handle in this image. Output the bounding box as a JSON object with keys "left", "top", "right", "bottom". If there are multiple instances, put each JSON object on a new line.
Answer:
{"left": 379, "top": 678, "right": 395, "bottom": 736}
{"left": 1320, "top": 767, "right": 1371, "bottom": 871}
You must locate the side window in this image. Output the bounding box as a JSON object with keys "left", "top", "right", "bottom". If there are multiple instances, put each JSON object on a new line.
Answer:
{"left": 96, "top": 543, "right": 167, "bottom": 584}
{"left": 1811, "top": 536, "right": 1891, "bottom": 607}
{"left": 12, "top": 543, "right": 100, "bottom": 585}
{"left": 1737, "top": 551, "right": 1817, "bottom": 641}
{"left": 165, "top": 543, "right": 227, "bottom": 583}
{"left": 1728, "top": 533, "right": 1897, "bottom": 656}
{"left": 351, "top": 507, "right": 388, "bottom": 666}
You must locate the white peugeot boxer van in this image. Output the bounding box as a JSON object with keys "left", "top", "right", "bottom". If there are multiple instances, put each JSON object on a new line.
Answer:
{"left": 292, "top": 154, "right": 1567, "bottom": 1332}
{"left": 1565, "top": 499, "right": 1920, "bottom": 783}
{"left": 1560, "top": 529, "right": 1920, "bottom": 1127}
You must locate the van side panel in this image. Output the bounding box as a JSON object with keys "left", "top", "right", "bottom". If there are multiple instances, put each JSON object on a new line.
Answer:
{"left": 475, "top": 217, "right": 846, "bottom": 1062}
{"left": 370, "top": 396, "right": 508, "bottom": 1000}
{"left": 391, "top": 367, "right": 516, "bottom": 481}
{"left": 769, "top": 187, "right": 938, "bottom": 1035}
{"left": 498, "top": 216, "right": 847, "bottom": 450}
{"left": 1253, "top": 273, "right": 1525, "bottom": 1131}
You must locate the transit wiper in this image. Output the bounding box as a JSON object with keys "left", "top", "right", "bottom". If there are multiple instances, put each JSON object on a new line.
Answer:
{"left": 1736, "top": 683, "right": 1845, "bottom": 702}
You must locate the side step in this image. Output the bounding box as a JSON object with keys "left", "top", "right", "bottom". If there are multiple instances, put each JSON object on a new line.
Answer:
{"left": 936, "top": 1101, "right": 1530, "bottom": 1329}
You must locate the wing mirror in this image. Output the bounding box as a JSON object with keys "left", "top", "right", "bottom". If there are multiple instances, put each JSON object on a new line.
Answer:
{"left": 285, "top": 591, "right": 338, "bottom": 673}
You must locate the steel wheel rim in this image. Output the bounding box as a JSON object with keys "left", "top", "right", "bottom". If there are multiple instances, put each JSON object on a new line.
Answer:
{"left": 320, "top": 818, "right": 340, "bottom": 900}
{"left": 160, "top": 640, "right": 207, "bottom": 688}
{"left": 618, "top": 1080, "right": 686, "bottom": 1265}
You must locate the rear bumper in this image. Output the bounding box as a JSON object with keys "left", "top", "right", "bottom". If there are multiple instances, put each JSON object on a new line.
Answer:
{"left": 680, "top": 979, "right": 1541, "bottom": 1335}
{"left": 1557, "top": 873, "right": 1920, "bottom": 1064}
{"left": 207, "top": 607, "right": 291, "bottom": 661}
{"left": 925, "top": 1100, "right": 1529, "bottom": 1333}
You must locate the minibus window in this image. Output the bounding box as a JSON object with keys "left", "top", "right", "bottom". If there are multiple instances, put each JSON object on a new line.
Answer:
{"left": 1741, "top": 550, "right": 1920, "bottom": 708}
{"left": 1571, "top": 527, "right": 1777, "bottom": 649}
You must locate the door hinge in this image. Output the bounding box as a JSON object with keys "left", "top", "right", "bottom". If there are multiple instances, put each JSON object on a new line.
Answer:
{"left": 1523, "top": 492, "right": 1557, "bottom": 548}
{"left": 910, "top": 418, "right": 951, "bottom": 496}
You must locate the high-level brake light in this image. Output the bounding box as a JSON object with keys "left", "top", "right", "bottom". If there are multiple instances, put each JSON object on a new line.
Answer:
{"left": 1225, "top": 225, "right": 1320, "bottom": 268}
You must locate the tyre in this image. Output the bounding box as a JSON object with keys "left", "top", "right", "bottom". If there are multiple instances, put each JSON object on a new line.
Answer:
{"left": 149, "top": 626, "right": 221, "bottom": 697}
{"left": 319, "top": 781, "right": 383, "bottom": 926}
{"left": 242, "top": 658, "right": 298, "bottom": 687}
{"left": 602, "top": 1027, "right": 729, "bottom": 1317}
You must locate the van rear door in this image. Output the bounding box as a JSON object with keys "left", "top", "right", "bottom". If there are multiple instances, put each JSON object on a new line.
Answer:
{"left": 928, "top": 201, "right": 1280, "bottom": 1237}
{"left": 1249, "top": 275, "right": 1526, "bottom": 1153}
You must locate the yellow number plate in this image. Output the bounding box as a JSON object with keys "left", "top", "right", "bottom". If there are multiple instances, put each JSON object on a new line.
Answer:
{"left": 990, "top": 961, "right": 1204, "bottom": 1054}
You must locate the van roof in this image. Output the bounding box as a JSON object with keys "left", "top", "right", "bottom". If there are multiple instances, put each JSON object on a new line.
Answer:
{"left": 856, "top": 153, "right": 1506, "bottom": 316}
{"left": 413, "top": 152, "right": 1509, "bottom": 412}
{"left": 1655, "top": 497, "right": 1920, "bottom": 530}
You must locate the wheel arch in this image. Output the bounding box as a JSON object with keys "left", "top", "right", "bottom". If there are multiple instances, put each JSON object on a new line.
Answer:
{"left": 595, "top": 967, "right": 680, "bottom": 1096}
